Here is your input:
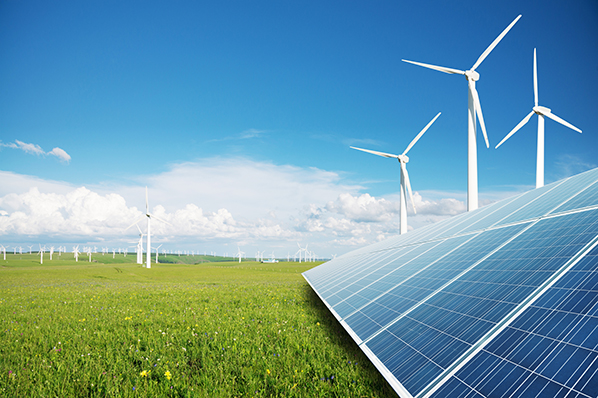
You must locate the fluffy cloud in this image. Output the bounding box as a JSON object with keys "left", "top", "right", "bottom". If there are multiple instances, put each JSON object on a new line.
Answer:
{"left": 0, "top": 158, "right": 507, "bottom": 256}
{"left": 48, "top": 147, "right": 71, "bottom": 163}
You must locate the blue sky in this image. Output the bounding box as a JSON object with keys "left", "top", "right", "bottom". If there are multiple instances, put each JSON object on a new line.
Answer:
{"left": 1, "top": 0, "right": 597, "bottom": 257}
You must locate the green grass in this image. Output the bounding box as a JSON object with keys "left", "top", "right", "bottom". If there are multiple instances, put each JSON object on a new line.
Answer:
{"left": 0, "top": 254, "right": 397, "bottom": 397}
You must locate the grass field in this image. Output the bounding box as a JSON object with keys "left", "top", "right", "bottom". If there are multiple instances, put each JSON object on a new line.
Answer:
{"left": 0, "top": 253, "right": 397, "bottom": 397}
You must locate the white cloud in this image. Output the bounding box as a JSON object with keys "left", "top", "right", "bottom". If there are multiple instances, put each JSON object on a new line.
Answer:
{"left": 0, "top": 157, "right": 519, "bottom": 256}
{"left": 1, "top": 140, "right": 71, "bottom": 163}
{"left": 48, "top": 147, "right": 71, "bottom": 163}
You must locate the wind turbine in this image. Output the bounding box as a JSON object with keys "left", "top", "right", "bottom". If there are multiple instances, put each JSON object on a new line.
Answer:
{"left": 155, "top": 244, "right": 163, "bottom": 264}
{"left": 402, "top": 15, "right": 521, "bottom": 211}
{"left": 495, "top": 48, "right": 582, "bottom": 188}
{"left": 351, "top": 112, "right": 441, "bottom": 234}
{"left": 126, "top": 187, "right": 171, "bottom": 269}
{"left": 1, "top": 245, "right": 5, "bottom": 261}
{"left": 73, "top": 246, "right": 80, "bottom": 262}
{"left": 39, "top": 245, "right": 44, "bottom": 264}
{"left": 236, "top": 247, "right": 245, "bottom": 263}
{"left": 132, "top": 224, "right": 145, "bottom": 264}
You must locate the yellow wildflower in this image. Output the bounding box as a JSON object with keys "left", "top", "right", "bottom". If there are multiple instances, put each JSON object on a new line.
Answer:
{"left": 140, "top": 370, "right": 148, "bottom": 377}
{"left": 164, "top": 370, "right": 172, "bottom": 380}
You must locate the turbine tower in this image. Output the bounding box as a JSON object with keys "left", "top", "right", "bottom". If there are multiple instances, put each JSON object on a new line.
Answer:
{"left": 495, "top": 48, "right": 582, "bottom": 188}
{"left": 402, "top": 15, "right": 521, "bottom": 211}
{"left": 351, "top": 112, "right": 441, "bottom": 234}
{"left": 127, "top": 187, "right": 171, "bottom": 269}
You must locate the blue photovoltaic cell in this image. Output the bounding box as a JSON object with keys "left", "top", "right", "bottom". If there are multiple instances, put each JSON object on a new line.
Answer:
{"left": 498, "top": 169, "right": 598, "bottom": 225}
{"left": 551, "top": 170, "right": 598, "bottom": 214}
{"left": 302, "top": 168, "right": 598, "bottom": 398}
{"left": 364, "top": 210, "right": 598, "bottom": 396}
{"left": 432, "top": 246, "right": 598, "bottom": 398}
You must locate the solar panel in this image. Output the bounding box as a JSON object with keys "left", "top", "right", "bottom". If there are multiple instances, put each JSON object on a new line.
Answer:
{"left": 303, "top": 168, "right": 598, "bottom": 398}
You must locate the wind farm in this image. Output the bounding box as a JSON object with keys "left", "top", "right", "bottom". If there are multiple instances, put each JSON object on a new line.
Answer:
{"left": 1, "top": 2, "right": 597, "bottom": 398}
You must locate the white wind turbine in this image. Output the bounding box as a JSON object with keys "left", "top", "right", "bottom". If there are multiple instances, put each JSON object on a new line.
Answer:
{"left": 131, "top": 224, "right": 145, "bottom": 264}
{"left": 236, "top": 247, "right": 245, "bottom": 263}
{"left": 155, "top": 244, "right": 163, "bottom": 264}
{"left": 127, "top": 187, "right": 171, "bottom": 269}
{"left": 73, "top": 246, "right": 80, "bottom": 262}
{"left": 1, "top": 245, "right": 5, "bottom": 260}
{"left": 351, "top": 112, "right": 441, "bottom": 234}
{"left": 495, "top": 48, "right": 582, "bottom": 188}
{"left": 402, "top": 15, "right": 521, "bottom": 211}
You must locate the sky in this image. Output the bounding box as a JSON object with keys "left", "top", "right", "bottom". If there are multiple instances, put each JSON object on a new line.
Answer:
{"left": 1, "top": 0, "right": 597, "bottom": 258}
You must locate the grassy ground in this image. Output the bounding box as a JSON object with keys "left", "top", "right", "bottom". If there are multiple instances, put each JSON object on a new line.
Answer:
{"left": 0, "top": 253, "right": 397, "bottom": 397}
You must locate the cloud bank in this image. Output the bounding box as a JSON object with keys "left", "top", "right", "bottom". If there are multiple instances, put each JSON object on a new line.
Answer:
{"left": 0, "top": 157, "right": 477, "bottom": 256}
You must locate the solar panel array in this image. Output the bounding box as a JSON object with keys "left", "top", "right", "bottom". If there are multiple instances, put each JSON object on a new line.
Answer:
{"left": 303, "top": 168, "right": 598, "bottom": 398}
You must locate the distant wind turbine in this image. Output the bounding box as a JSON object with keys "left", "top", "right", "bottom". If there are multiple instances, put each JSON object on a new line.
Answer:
{"left": 495, "top": 48, "right": 581, "bottom": 188}
{"left": 402, "top": 15, "right": 521, "bottom": 211}
{"left": 155, "top": 244, "right": 163, "bottom": 264}
{"left": 351, "top": 112, "right": 441, "bottom": 234}
{"left": 126, "top": 187, "right": 171, "bottom": 269}
{"left": 236, "top": 247, "right": 245, "bottom": 263}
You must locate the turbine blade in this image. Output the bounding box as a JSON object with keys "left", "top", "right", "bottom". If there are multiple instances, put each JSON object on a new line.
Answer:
{"left": 495, "top": 110, "right": 535, "bottom": 149}
{"left": 135, "top": 223, "right": 142, "bottom": 234}
{"left": 403, "top": 112, "right": 441, "bottom": 155}
{"left": 402, "top": 59, "right": 465, "bottom": 75}
{"left": 401, "top": 162, "right": 416, "bottom": 214}
{"left": 469, "top": 82, "right": 490, "bottom": 148}
{"left": 350, "top": 146, "right": 400, "bottom": 159}
{"left": 471, "top": 15, "right": 521, "bottom": 71}
{"left": 534, "top": 48, "right": 538, "bottom": 107}
{"left": 125, "top": 216, "right": 146, "bottom": 231}
{"left": 148, "top": 213, "right": 173, "bottom": 226}
{"left": 543, "top": 111, "right": 582, "bottom": 133}
{"left": 145, "top": 187, "right": 149, "bottom": 213}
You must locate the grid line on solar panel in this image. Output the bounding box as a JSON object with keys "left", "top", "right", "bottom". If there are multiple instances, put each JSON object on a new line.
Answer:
{"left": 331, "top": 238, "right": 474, "bottom": 320}
{"left": 417, "top": 217, "right": 598, "bottom": 398}
{"left": 310, "top": 250, "right": 399, "bottom": 295}
{"left": 358, "top": 222, "right": 537, "bottom": 347}
{"left": 432, "top": 248, "right": 598, "bottom": 398}
{"left": 496, "top": 170, "right": 598, "bottom": 226}
{"left": 552, "top": 181, "right": 598, "bottom": 215}
{"left": 358, "top": 209, "right": 598, "bottom": 397}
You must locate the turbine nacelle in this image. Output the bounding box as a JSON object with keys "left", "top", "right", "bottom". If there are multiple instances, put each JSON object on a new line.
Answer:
{"left": 533, "top": 105, "right": 551, "bottom": 115}
{"left": 397, "top": 154, "right": 409, "bottom": 164}
{"left": 465, "top": 70, "right": 480, "bottom": 82}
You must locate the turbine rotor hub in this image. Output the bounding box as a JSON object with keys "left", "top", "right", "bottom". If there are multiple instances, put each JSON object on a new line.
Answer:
{"left": 465, "top": 70, "right": 480, "bottom": 81}
{"left": 398, "top": 154, "right": 409, "bottom": 163}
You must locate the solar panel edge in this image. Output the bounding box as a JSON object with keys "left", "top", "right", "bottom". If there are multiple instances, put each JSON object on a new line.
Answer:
{"left": 361, "top": 342, "right": 415, "bottom": 398}
{"left": 418, "top": 231, "right": 598, "bottom": 398}
{"left": 302, "top": 273, "right": 343, "bottom": 323}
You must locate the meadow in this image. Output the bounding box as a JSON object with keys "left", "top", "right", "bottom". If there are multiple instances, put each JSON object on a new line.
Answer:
{"left": 0, "top": 253, "right": 397, "bottom": 397}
